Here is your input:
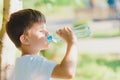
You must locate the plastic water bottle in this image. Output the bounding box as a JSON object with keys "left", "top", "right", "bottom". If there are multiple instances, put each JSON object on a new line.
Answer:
{"left": 47, "top": 24, "right": 92, "bottom": 43}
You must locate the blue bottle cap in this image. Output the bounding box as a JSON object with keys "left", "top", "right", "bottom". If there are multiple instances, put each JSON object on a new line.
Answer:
{"left": 47, "top": 35, "right": 53, "bottom": 42}
{"left": 47, "top": 35, "right": 57, "bottom": 43}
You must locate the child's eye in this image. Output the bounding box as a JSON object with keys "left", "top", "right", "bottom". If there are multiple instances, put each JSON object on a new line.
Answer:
{"left": 39, "top": 31, "right": 45, "bottom": 34}
{"left": 39, "top": 31, "right": 44, "bottom": 32}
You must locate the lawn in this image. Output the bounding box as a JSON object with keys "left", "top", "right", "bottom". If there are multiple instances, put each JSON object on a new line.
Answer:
{"left": 42, "top": 42, "right": 120, "bottom": 80}
{"left": 74, "top": 54, "right": 120, "bottom": 80}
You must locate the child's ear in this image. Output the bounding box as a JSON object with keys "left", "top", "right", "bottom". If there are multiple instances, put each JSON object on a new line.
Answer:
{"left": 20, "top": 34, "right": 29, "bottom": 45}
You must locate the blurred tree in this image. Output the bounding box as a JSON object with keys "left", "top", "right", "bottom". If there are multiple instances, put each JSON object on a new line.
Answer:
{"left": 0, "top": 0, "right": 22, "bottom": 80}
{"left": 0, "top": 0, "right": 10, "bottom": 79}
{"left": 23, "top": 0, "right": 86, "bottom": 12}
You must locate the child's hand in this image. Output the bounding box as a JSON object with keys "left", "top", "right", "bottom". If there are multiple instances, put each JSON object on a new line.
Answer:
{"left": 56, "top": 27, "right": 77, "bottom": 44}
{"left": 52, "top": 27, "right": 78, "bottom": 79}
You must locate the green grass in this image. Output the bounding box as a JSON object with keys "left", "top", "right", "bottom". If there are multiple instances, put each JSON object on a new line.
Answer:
{"left": 74, "top": 54, "right": 120, "bottom": 80}
{"left": 92, "top": 32, "right": 120, "bottom": 38}
{"left": 43, "top": 43, "right": 120, "bottom": 80}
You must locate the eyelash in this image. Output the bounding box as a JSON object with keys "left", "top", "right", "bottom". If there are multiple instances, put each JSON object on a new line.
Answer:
{"left": 39, "top": 31, "right": 44, "bottom": 33}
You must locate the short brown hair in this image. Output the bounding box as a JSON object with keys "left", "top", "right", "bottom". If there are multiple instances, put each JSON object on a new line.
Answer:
{"left": 6, "top": 9, "right": 46, "bottom": 48}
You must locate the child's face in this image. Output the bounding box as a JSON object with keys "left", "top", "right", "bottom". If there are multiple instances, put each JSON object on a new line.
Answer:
{"left": 26, "top": 22, "right": 49, "bottom": 50}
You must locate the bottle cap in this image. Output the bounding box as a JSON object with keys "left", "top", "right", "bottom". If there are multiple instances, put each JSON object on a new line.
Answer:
{"left": 47, "top": 35, "right": 57, "bottom": 43}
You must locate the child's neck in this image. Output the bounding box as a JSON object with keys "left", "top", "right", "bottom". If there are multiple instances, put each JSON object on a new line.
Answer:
{"left": 21, "top": 45, "right": 40, "bottom": 56}
{"left": 21, "top": 46, "right": 40, "bottom": 56}
{"left": 22, "top": 53, "right": 39, "bottom": 56}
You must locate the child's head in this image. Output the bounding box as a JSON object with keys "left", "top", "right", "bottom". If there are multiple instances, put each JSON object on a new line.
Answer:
{"left": 6, "top": 9, "right": 48, "bottom": 49}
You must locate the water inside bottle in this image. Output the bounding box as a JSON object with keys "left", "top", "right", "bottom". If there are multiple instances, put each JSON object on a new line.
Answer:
{"left": 72, "top": 24, "right": 91, "bottom": 38}
{"left": 47, "top": 24, "right": 92, "bottom": 43}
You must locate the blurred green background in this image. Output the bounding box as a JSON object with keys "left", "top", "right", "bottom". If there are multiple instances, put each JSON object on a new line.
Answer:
{"left": 0, "top": 0, "right": 120, "bottom": 80}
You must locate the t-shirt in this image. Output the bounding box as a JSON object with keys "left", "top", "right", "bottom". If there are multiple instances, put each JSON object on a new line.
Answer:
{"left": 9, "top": 55, "right": 57, "bottom": 80}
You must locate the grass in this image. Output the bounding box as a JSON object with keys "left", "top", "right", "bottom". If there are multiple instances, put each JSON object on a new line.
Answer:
{"left": 43, "top": 43, "right": 120, "bottom": 80}
{"left": 74, "top": 54, "right": 120, "bottom": 80}
{"left": 92, "top": 31, "right": 120, "bottom": 38}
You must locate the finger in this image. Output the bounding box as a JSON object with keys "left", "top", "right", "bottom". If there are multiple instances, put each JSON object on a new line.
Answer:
{"left": 67, "top": 27, "right": 72, "bottom": 32}
{"left": 64, "top": 27, "right": 71, "bottom": 32}
{"left": 56, "top": 29, "right": 63, "bottom": 35}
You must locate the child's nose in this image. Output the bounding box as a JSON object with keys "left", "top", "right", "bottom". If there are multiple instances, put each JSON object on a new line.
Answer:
{"left": 45, "top": 31, "right": 49, "bottom": 36}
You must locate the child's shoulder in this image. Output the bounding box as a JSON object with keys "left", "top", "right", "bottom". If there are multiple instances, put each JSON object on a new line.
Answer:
{"left": 16, "top": 55, "right": 44, "bottom": 64}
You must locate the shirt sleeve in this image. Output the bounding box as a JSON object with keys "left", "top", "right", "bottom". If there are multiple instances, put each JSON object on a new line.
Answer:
{"left": 40, "top": 58, "right": 57, "bottom": 79}
{"left": 32, "top": 56, "right": 57, "bottom": 80}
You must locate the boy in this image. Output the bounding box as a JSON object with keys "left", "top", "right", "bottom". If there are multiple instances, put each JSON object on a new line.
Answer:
{"left": 6, "top": 9, "right": 78, "bottom": 80}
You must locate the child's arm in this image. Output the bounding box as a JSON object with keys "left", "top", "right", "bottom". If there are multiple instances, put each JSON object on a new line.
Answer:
{"left": 51, "top": 27, "right": 78, "bottom": 79}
